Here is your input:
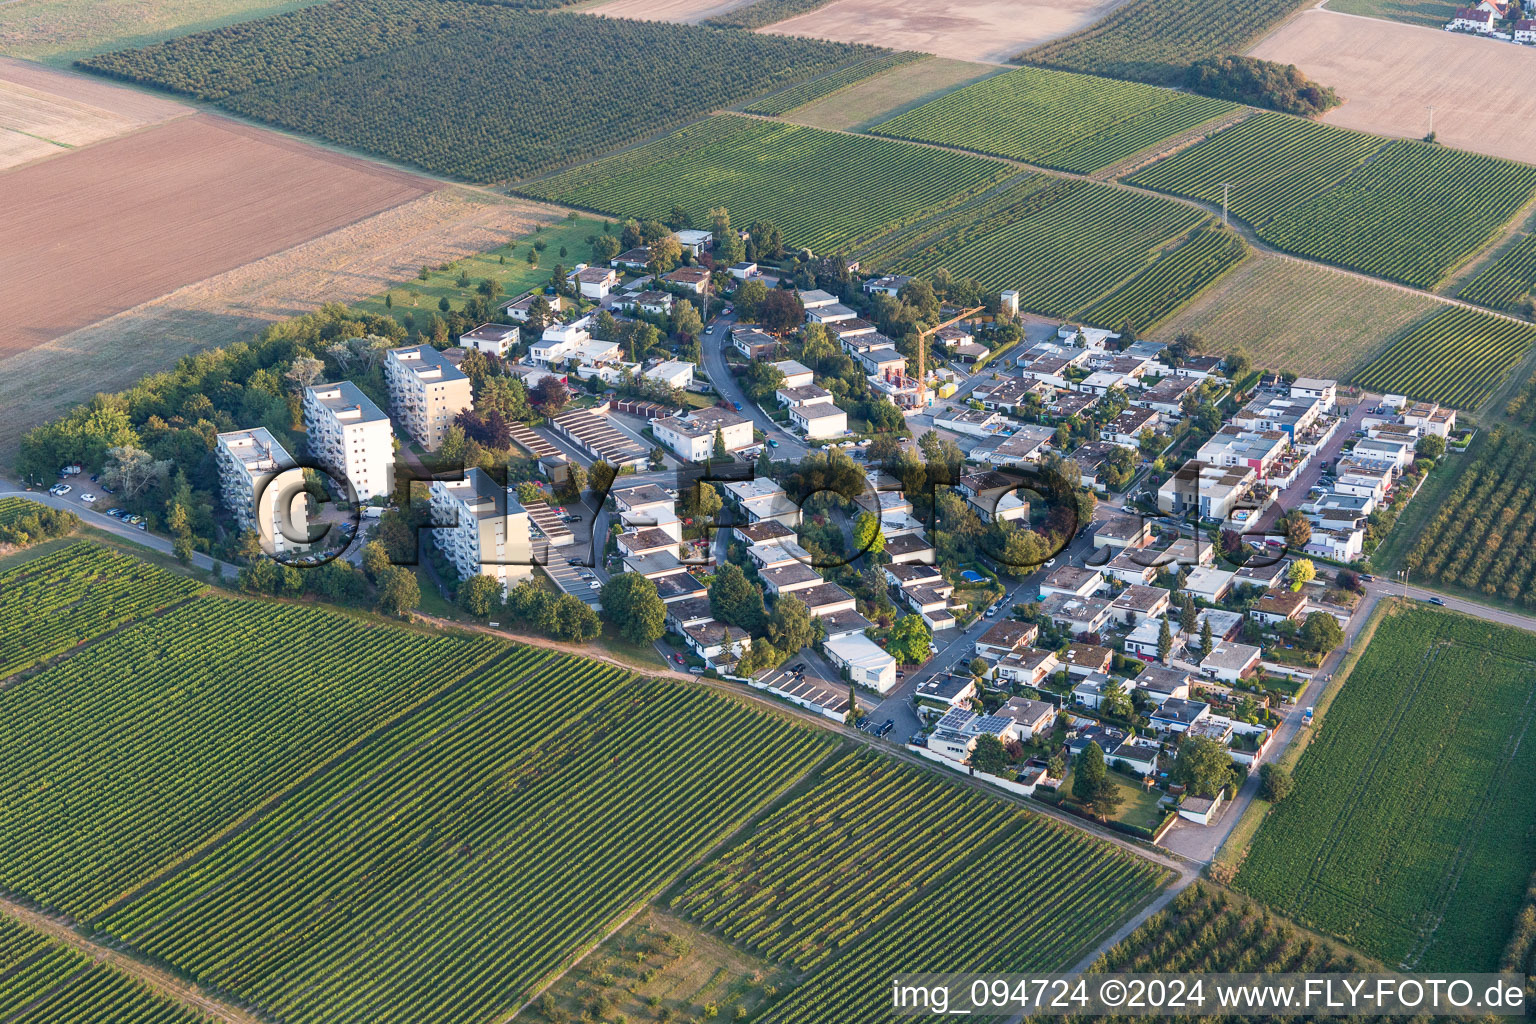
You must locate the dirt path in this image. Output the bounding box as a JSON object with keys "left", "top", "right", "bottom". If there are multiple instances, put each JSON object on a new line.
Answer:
{"left": 0, "top": 896, "right": 264, "bottom": 1024}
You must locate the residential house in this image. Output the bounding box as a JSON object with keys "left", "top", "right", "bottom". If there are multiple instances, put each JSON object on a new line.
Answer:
{"left": 663, "top": 266, "right": 710, "bottom": 295}
{"left": 1251, "top": 590, "right": 1308, "bottom": 626}
{"left": 1109, "top": 736, "right": 1163, "bottom": 775}
{"left": 1109, "top": 584, "right": 1171, "bottom": 626}
{"left": 1183, "top": 567, "right": 1236, "bottom": 604}
{"left": 575, "top": 265, "right": 618, "bottom": 299}
{"left": 724, "top": 477, "right": 803, "bottom": 527}
{"left": 1158, "top": 460, "right": 1255, "bottom": 521}
{"left": 884, "top": 532, "right": 935, "bottom": 565}
{"left": 759, "top": 561, "right": 822, "bottom": 598}
{"left": 684, "top": 620, "right": 751, "bottom": 663}
{"left": 915, "top": 673, "right": 977, "bottom": 714}
{"left": 732, "top": 326, "right": 781, "bottom": 360}
{"left": 1061, "top": 641, "right": 1114, "bottom": 676}
{"left": 1093, "top": 514, "right": 1152, "bottom": 553}
{"left": 771, "top": 359, "right": 814, "bottom": 389}
{"left": 789, "top": 402, "right": 848, "bottom": 440}
{"left": 1101, "top": 407, "right": 1160, "bottom": 447}
{"left": 652, "top": 407, "right": 753, "bottom": 461}
{"left": 1449, "top": 5, "right": 1496, "bottom": 30}
{"left": 998, "top": 696, "right": 1056, "bottom": 741}
{"left": 957, "top": 469, "right": 1030, "bottom": 523}
{"left": 459, "top": 322, "right": 520, "bottom": 358}
{"left": 1199, "top": 642, "right": 1262, "bottom": 683}
{"left": 502, "top": 292, "right": 568, "bottom": 322}
{"left": 1150, "top": 697, "right": 1210, "bottom": 734}
{"left": 824, "top": 632, "right": 898, "bottom": 693}
{"left": 673, "top": 228, "right": 712, "bottom": 255}
{"left": 995, "top": 648, "right": 1059, "bottom": 688}
{"left": 1039, "top": 565, "right": 1103, "bottom": 600}
{"left": 974, "top": 619, "right": 1041, "bottom": 661}
{"left": 862, "top": 274, "right": 911, "bottom": 297}
{"left": 1135, "top": 664, "right": 1192, "bottom": 705}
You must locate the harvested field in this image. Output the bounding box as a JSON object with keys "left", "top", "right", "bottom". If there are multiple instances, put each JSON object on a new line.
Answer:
{"left": 0, "top": 57, "right": 191, "bottom": 170}
{"left": 0, "top": 112, "right": 431, "bottom": 360}
{"left": 0, "top": 188, "right": 560, "bottom": 469}
{"left": 1153, "top": 254, "right": 1440, "bottom": 377}
{"left": 782, "top": 57, "right": 1002, "bottom": 130}
{"left": 761, "top": 0, "right": 1128, "bottom": 63}
{"left": 587, "top": 0, "right": 758, "bottom": 22}
{"left": 0, "top": 0, "right": 326, "bottom": 66}
{"left": 1249, "top": 9, "right": 1536, "bottom": 164}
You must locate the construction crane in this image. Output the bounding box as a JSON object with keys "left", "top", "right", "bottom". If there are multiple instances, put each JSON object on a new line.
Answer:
{"left": 915, "top": 306, "right": 984, "bottom": 407}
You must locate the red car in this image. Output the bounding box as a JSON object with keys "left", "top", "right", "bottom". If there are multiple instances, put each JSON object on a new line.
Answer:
{"left": 672, "top": 652, "right": 685, "bottom": 665}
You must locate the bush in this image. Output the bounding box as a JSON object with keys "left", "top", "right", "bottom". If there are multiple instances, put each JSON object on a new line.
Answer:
{"left": 1186, "top": 56, "right": 1340, "bottom": 117}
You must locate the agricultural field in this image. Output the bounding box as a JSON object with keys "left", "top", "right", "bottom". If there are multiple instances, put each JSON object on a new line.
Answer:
{"left": 705, "top": 0, "right": 842, "bottom": 27}
{"left": 0, "top": 112, "right": 431, "bottom": 359}
{"left": 872, "top": 176, "right": 1211, "bottom": 318}
{"left": 1260, "top": 140, "right": 1536, "bottom": 287}
{"left": 519, "top": 115, "right": 1018, "bottom": 255}
{"left": 780, "top": 57, "right": 1000, "bottom": 131}
{"left": 1351, "top": 304, "right": 1536, "bottom": 408}
{"left": 1320, "top": 0, "right": 1451, "bottom": 27}
{"left": 1077, "top": 226, "right": 1249, "bottom": 332}
{"left": 0, "top": 0, "right": 323, "bottom": 66}
{"left": 1404, "top": 429, "right": 1536, "bottom": 604}
{"left": 1459, "top": 234, "right": 1536, "bottom": 311}
{"left": 0, "top": 542, "right": 202, "bottom": 677}
{"left": 1233, "top": 603, "right": 1536, "bottom": 970}
{"left": 1249, "top": 9, "right": 1536, "bottom": 165}
{"left": 0, "top": 594, "right": 502, "bottom": 919}
{"left": 1153, "top": 254, "right": 1440, "bottom": 378}
{"left": 0, "top": 188, "right": 558, "bottom": 471}
{"left": 743, "top": 52, "right": 924, "bottom": 115}
{"left": 873, "top": 65, "right": 1238, "bottom": 174}
{"left": 78, "top": 0, "right": 881, "bottom": 182}
{"left": 0, "top": 913, "right": 211, "bottom": 1023}
{"left": 1126, "top": 111, "right": 1386, "bottom": 228}
{"left": 1021, "top": 0, "right": 1315, "bottom": 83}
{"left": 757, "top": 0, "right": 1125, "bottom": 63}
{"left": 1092, "top": 881, "right": 1379, "bottom": 975}
{"left": 102, "top": 654, "right": 835, "bottom": 1024}
{"left": 0, "top": 495, "right": 78, "bottom": 550}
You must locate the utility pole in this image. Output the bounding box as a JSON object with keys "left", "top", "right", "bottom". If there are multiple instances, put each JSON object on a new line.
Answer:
{"left": 1218, "top": 182, "right": 1232, "bottom": 226}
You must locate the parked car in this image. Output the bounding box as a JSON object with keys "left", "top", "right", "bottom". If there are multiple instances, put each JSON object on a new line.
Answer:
{"left": 732, "top": 401, "right": 742, "bottom": 411}
{"left": 79, "top": 493, "right": 97, "bottom": 503}
{"left": 791, "top": 663, "right": 805, "bottom": 673}
{"left": 909, "top": 732, "right": 927, "bottom": 747}
{"left": 672, "top": 652, "right": 685, "bottom": 665}
{"left": 52, "top": 484, "right": 71, "bottom": 496}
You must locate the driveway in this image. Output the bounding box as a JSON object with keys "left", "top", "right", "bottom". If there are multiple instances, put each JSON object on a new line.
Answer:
{"left": 1255, "top": 395, "right": 1371, "bottom": 533}
{"left": 701, "top": 310, "right": 807, "bottom": 461}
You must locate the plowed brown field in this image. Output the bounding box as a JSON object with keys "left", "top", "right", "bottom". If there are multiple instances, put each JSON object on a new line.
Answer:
{"left": 0, "top": 112, "right": 432, "bottom": 358}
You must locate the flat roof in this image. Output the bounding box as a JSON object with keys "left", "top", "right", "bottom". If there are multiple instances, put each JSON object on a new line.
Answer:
{"left": 306, "top": 380, "right": 388, "bottom": 424}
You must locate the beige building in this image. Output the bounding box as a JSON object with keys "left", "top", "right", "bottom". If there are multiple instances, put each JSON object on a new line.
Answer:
{"left": 216, "top": 428, "right": 305, "bottom": 553}
{"left": 303, "top": 381, "right": 395, "bottom": 501}
{"left": 385, "top": 345, "right": 474, "bottom": 451}
{"left": 429, "top": 468, "right": 533, "bottom": 592}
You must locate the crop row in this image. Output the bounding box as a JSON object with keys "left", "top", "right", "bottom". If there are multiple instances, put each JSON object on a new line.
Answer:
{"left": 744, "top": 52, "right": 923, "bottom": 115}
{"left": 1077, "top": 225, "right": 1249, "bottom": 332}
{"left": 103, "top": 656, "right": 834, "bottom": 1024}
{"left": 1406, "top": 429, "right": 1536, "bottom": 605}
{"left": 0, "top": 915, "right": 207, "bottom": 1023}
{"left": 1352, "top": 304, "right": 1536, "bottom": 409}
{"left": 1460, "top": 234, "right": 1536, "bottom": 310}
{"left": 756, "top": 817, "right": 1169, "bottom": 1024}
{"left": 78, "top": 0, "right": 880, "bottom": 181}
{"left": 0, "top": 594, "right": 503, "bottom": 919}
{"left": 1233, "top": 605, "right": 1536, "bottom": 969}
{"left": 704, "top": 0, "right": 839, "bottom": 28}
{"left": 874, "top": 65, "right": 1235, "bottom": 173}
{"left": 520, "top": 114, "right": 1018, "bottom": 255}
{"left": 1262, "top": 141, "right": 1536, "bottom": 288}
{"left": 887, "top": 178, "right": 1208, "bottom": 317}
{"left": 1021, "top": 0, "right": 1316, "bottom": 84}
{"left": 0, "top": 542, "right": 203, "bottom": 677}
{"left": 1127, "top": 111, "right": 1385, "bottom": 227}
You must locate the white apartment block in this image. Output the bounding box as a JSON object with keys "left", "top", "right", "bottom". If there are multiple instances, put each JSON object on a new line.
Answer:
{"left": 303, "top": 381, "right": 394, "bottom": 501}
{"left": 459, "top": 323, "right": 520, "bottom": 358}
{"left": 216, "top": 428, "right": 305, "bottom": 553}
{"left": 385, "top": 345, "right": 474, "bottom": 451}
{"left": 651, "top": 407, "right": 753, "bottom": 462}
{"left": 429, "top": 468, "right": 533, "bottom": 593}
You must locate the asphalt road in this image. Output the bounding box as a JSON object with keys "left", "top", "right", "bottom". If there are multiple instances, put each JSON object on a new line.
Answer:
{"left": 1254, "top": 395, "right": 1371, "bottom": 534}
{"left": 701, "top": 310, "right": 808, "bottom": 461}
{"left": 0, "top": 476, "right": 221, "bottom": 574}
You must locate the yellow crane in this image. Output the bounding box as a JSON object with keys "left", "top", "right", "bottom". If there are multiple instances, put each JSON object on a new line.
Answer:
{"left": 914, "top": 306, "right": 984, "bottom": 406}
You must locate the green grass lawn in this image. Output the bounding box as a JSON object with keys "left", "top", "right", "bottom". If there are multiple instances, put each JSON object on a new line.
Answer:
{"left": 1322, "top": 0, "right": 1452, "bottom": 28}
{"left": 351, "top": 215, "right": 608, "bottom": 325}
{"left": 1059, "top": 767, "right": 1166, "bottom": 830}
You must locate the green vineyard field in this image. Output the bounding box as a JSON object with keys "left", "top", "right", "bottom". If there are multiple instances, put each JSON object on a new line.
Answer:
{"left": 103, "top": 652, "right": 835, "bottom": 1024}
{"left": 744, "top": 52, "right": 923, "bottom": 115}
{"left": 0, "top": 915, "right": 210, "bottom": 1024}
{"left": 1126, "top": 111, "right": 1385, "bottom": 227}
{"left": 0, "top": 542, "right": 202, "bottom": 678}
{"left": 1233, "top": 604, "right": 1536, "bottom": 970}
{"left": 1351, "top": 304, "right": 1536, "bottom": 409}
{"left": 519, "top": 115, "right": 1018, "bottom": 254}
{"left": 1460, "top": 234, "right": 1536, "bottom": 310}
{"left": 1261, "top": 141, "right": 1536, "bottom": 288}
{"left": 1406, "top": 429, "right": 1536, "bottom": 604}
{"left": 0, "top": 595, "right": 502, "bottom": 919}
{"left": 879, "top": 177, "right": 1209, "bottom": 317}
{"left": 1021, "top": 0, "right": 1315, "bottom": 84}
{"left": 873, "top": 65, "right": 1236, "bottom": 173}
{"left": 705, "top": 0, "right": 840, "bottom": 28}
{"left": 1077, "top": 226, "right": 1249, "bottom": 332}
{"left": 77, "top": 0, "right": 880, "bottom": 181}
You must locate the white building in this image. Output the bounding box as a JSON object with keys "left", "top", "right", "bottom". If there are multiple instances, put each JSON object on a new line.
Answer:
{"left": 459, "top": 323, "right": 520, "bottom": 358}
{"left": 772, "top": 359, "right": 814, "bottom": 388}
{"left": 652, "top": 407, "right": 754, "bottom": 461}
{"left": 302, "top": 381, "right": 394, "bottom": 501}
{"left": 385, "top": 345, "right": 474, "bottom": 451}
{"left": 789, "top": 403, "right": 848, "bottom": 440}
{"left": 216, "top": 427, "right": 303, "bottom": 552}
{"left": 824, "top": 632, "right": 898, "bottom": 693}
{"left": 643, "top": 360, "right": 695, "bottom": 390}
{"left": 429, "top": 468, "right": 533, "bottom": 593}
{"left": 575, "top": 266, "right": 619, "bottom": 300}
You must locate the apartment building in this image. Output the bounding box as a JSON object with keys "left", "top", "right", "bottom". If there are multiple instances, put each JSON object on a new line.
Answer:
{"left": 216, "top": 428, "right": 303, "bottom": 552}
{"left": 385, "top": 345, "right": 474, "bottom": 451}
{"left": 429, "top": 468, "right": 533, "bottom": 593}
{"left": 302, "top": 381, "right": 394, "bottom": 501}
{"left": 651, "top": 407, "right": 753, "bottom": 462}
